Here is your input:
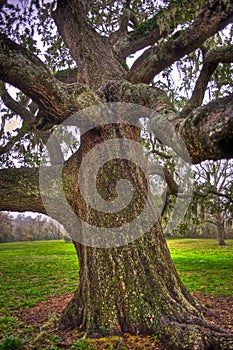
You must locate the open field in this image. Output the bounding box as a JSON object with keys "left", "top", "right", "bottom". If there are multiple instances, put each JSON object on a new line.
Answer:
{"left": 0, "top": 241, "right": 79, "bottom": 314}
{"left": 167, "top": 238, "right": 233, "bottom": 296}
{"left": 0, "top": 239, "right": 232, "bottom": 349}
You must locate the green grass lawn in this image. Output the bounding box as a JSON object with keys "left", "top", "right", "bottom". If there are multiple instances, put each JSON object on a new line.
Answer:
{"left": 0, "top": 239, "right": 232, "bottom": 316}
{"left": 0, "top": 239, "right": 232, "bottom": 349}
{"left": 0, "top": 240, "right": 79, "bottom": 315}
{"left": 167, "top": 238, "right": 233, "bottom": 296}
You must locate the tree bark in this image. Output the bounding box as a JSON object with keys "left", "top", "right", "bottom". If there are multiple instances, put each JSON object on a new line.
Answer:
{"left": 1, "top": 2, "right": 233, "bottom": 348}
{"left": 216, "top": 212, "right": 226, "bottom": 246}
{"left": 53, "top": 0, "right": 125, "bottom": 90}
{"left": 0, "top": 34, "right": 101, "bottom": 129}
{"left": 58, "top": 125, "right": 233, "bottom": 349}
{"left": 127, "top": 1, "right": 233, "bottom": 84}
{"left": 0, "top": 167, "right": 45, "bottom": 213}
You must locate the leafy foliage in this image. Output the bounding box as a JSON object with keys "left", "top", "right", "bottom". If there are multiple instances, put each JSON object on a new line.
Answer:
{"left": 1, "top": 0, "right": 233, "bottom": 168}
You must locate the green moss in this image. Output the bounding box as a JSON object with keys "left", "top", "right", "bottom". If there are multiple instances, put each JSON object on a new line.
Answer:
{"left": 120, "top": 61, "right": 129, "bottom": 71}
{"left": 72, "top": 340, "right": 96, "bottom": 349}
{"left": 54, "top": 68, "right": 73, "bottom": 81}
{"left": 0, "top": 336, "right": 24, "bottom": 350}
{"left": 129, "top": 17, "right": 157, "bottom": 41}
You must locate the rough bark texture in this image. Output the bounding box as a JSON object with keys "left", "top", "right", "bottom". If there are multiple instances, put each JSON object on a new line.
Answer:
{"left": 52, "top": 0, "right": 125, "bottom": 90}
{"left": 59, "top": 126, "right": 232, "bottom": 349}
{"left": 178, "top": 94, "right": 233, "bottom": 163}
{"left": 0, "top": 34, "right": 101, "bottom": 129}
{"left": 0, "top": 167, "right": 45, "bottom": 213}
{"left": 62, "top": 229, "right": 201, "bottom": 336}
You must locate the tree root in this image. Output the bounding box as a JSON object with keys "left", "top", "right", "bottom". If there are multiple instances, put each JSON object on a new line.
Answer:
{"left": 157, "top": 321, "right": 233, "bottom": 350}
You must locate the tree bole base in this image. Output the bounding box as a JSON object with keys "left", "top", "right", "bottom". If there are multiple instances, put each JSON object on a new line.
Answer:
{"left": 57, "top": 228, "right": 233, "bottom": 350}
{"left": 59, "top": 300, "right": 233, "bottom": 350}
{"left": 157, "top": 322, "right": 233, "bottom": 350}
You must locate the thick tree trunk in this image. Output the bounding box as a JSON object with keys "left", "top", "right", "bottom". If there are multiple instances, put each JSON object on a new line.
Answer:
{"left": 61, "top": 228, "right": 199, "bottom": 334}
{"left": 59, "top": 126, "right": 233, "bottom": 349}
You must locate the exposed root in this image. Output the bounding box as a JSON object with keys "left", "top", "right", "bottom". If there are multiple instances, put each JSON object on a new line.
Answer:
{"left": 58, "top": 292, "right": 233, "bottom": 349}
{"left": 157, "top": 322, "right": 233, "bottom": 350}
{"left": 186, "top": 317, "right": 230, "bottom": 334}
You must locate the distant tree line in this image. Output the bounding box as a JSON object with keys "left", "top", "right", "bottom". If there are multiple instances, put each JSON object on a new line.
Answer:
{"left": 0, "top": 213, "right": 63, "bottom": 243}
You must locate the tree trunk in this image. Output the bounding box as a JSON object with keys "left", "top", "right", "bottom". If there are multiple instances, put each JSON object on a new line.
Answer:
{"left": 59, "top": 126, "right": 232, "bottom": 349}
{"left": 61, "top": 226, "right": 200, "bottom": 330}
{"left": 216, "top": 211, "right": 226, "bottom": 246}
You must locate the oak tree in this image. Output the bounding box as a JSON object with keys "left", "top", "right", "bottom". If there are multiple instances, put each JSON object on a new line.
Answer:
{"left": 1, "top": 1, "right": 233, "bottom": 349}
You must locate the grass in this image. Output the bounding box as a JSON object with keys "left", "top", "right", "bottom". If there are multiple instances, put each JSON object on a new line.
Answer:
{"left": 0, "top": 240, "right": 78, "bottom": 314}
{"left": 0, "top": 239, "right": 232, "bottom": 349}
{"left": 0, "top": 239, "right": 232, "bottom": 316}
{"left": 167, "top": 238, "right": 233, "bottom": 296}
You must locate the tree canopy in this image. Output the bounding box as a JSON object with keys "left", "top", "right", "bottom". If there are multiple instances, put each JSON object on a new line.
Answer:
{"left": 0, "top": 0, "right": 233, "bottom": 171}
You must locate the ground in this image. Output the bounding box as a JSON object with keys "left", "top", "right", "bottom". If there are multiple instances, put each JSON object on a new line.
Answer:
{"left": 17, "top": 292, "right": 233, "bottom": 349}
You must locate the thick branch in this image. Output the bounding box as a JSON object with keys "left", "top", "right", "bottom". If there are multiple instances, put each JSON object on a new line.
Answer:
{"left": 181, "top": 45, "right": 233, "bottom": 117}
{"left": 0, "top": 165, "right": 72, "bottom": 221}
{"left": 100, "top": 80, "right": 175, "bottom": 114}
{"left": 177, "top": 93, "right": 233, "bottom": 163}
{"left": 101, "top": 80, "right": 233, "bottom": 163}
{"left": 115, "top": 1, "right": 201, "bottom": 59}
{"left": 53, "top": 0, "right": 125, "bottom": 90}
{"left": 180, "top": 62, "right": 218, "bottom": 118}
{"left": 0, "top": 167, "right": 45, "bottom": 213}
{"left": 127, "top": 1, "right": 233, "bottom": 84}
{"left": 148, "top": 164, "right": 179, "bottom": 195}
{"left": 205, "top": 44, "right": 233, "bottom": 63}
{"left": 0, "top": 81, "right": 64, "bottom": 163}
{"left": 0, "top": 81, "right": 36, "bottom": 125}
{"left": 0, "top": 34, "right": 70, "bottom": 122}
{"left": 0, "top": 35, "right": 100, "bottom": 129}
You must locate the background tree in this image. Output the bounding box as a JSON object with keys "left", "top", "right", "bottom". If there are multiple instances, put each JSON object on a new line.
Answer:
{"left": 162, "top": 159, "right": 233, "bottom": 243}
{"left": 0, "top": 212, "right": 13, "bottom": 242}
{"left": 1, "top": 0, "right": 233, "bottom": 349}
{"left": 0, "top": 213, "right": 62, "bottom": 242}
{"left": 194, "top": 159, "right": 233, "bottom": 245}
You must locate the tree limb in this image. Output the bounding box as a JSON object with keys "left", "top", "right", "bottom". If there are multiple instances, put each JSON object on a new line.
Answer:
{"left": 0, "top": 167, "right": 45, "bottom": 213}
{"left": 0, "top": 113, "right": 7, "bottom": 139}
{"left": 205, "top": 44, "right": 233, "bottom": 64}
{"left": 178, "top": 93, "right": 233, "bottom": 163}
{"left": 181, "top": 45, "right": 233, "bottom": 117}
{"left": 0, "top": 34, "right": 69, "bottom": 121}
{"left": 100, "top": 80, "right": 176, "bottom": 114}
{"left": 0, "top": 165, "right": 75, "bottom": 222}
{"left": 0, "top": 34, "right": 101, "bottom": 129}
{"left": 0, "top": 81, "right": 65, "bottom": 164}
{"left": 101, "top": 80, "right": 233, "bottom": 163}
{"left": 180, "top": 62, "right": 218, "bottom": 118}
{"left": 148, "top": 164, "right": 179, "bottom": 195}
{"left": 127, "top": 1, "right": 233, "bottom": 84}
{"left": 115, "top": 0, "right": 200, "bottom": 60}
{"left": 53, "top": 0, "right": 125, "bottom": 90}
{"left": 0, "top": 81, "right": 37, "bottom": 126}
{"left": 194, "top": 188, "right": 233, "bottom": 204}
